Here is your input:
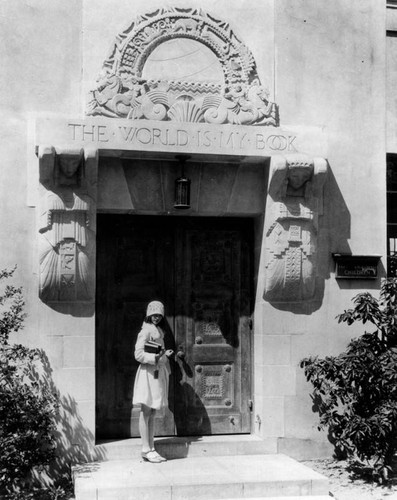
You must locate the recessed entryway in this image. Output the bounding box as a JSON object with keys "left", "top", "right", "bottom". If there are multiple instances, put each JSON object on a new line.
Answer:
{"left": 95, "top": 215, "right": 254, "bottom": 440}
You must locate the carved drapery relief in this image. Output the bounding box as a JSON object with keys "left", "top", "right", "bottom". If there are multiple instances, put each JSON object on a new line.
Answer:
{"left": 38, "top": 147, "right": 98, "bottom": 302}
{"left": 86, "top": 7, "right": 278, "bottom": 126}
{"left": 264, "top": 155, "right": 328, "bottom": 302}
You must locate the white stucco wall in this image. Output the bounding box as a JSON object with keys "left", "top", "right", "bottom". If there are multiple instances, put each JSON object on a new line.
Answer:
{"left": 0, "top": 0, "right": 91, "bottom": 456}
{"left": 253, "top": 0, "right": 386, "bottom": 457}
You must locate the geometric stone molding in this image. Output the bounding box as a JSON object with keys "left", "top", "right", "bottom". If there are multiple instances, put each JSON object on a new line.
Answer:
{"left": 37, "top": 146, "right": 98, "bottom": 302}
{"left": 264, "top": 154, "right": 328, "bottom": 302}
{"left": 86, "top": 7, "right": 279, "bottom": 126}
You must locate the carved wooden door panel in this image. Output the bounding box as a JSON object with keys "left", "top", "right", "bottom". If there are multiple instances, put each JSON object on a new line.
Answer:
{"left": 96, "top": 215, "right": 175, "bottom": 439}
{"left": 173, "top": 219, "right": 252, "bottom": 435}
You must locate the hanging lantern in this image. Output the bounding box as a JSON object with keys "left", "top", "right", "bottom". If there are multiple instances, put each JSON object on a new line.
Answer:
{"left": 174, "top": 155, "right": 191, "bottom": 209}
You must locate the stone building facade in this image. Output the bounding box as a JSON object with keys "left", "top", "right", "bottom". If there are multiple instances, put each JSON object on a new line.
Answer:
{"left": 0, "top": 0, "right": 390, "bottom": 462}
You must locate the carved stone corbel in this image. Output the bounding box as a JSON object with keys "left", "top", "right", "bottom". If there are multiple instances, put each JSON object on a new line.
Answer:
{"left": 38, "top": 146, "right": 98, "bottom": 302}
{"left": 264, "top": 154, "right": 328, "bottom": 302}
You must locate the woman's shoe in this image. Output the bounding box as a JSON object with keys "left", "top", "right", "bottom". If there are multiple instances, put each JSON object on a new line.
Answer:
{"left": 150, "top": 449, "right": 167, "bottom": 462}
{"left": 141, "top": 450, "right": 162, "bottom": 463}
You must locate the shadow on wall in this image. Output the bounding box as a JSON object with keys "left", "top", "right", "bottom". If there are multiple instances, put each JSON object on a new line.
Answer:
{"left": 168, "top": 345, "right": 212, "bottom": 438}
{"left": 263, "top": 161, "right": 351, "bottom": 314}
{"left": 47, "top": 302, "right": 94, "bottom": 318}
{"left": 39, "top": 352, "right": 106, "bottom": 485}
{"left": 328, "top": 167, "right": 384, "bottom": 292}
{"left": 152, "top": 318, "right": 211, "bottom": 438}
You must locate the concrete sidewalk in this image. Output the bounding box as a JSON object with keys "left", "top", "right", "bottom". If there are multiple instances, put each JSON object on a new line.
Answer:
{"left": 74, "top": 453, "right": 331, "bottom": 500}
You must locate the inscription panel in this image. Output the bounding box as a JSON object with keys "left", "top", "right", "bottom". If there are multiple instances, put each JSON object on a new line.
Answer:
{"left": 35, "top": 117, "right": 327, "bottom": 158}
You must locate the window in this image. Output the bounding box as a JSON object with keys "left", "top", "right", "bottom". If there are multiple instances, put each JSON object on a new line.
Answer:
{"left": 387, "top": 154, "right": 397, "bottom": 276}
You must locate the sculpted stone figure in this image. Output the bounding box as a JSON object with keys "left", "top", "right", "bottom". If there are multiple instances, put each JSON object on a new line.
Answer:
{"left": 264, "top": 155, "right": 327, "bottom": 302}
{"left": 38, "top": 149, "right": 96, "bottom": 302}
{"left": 245, "top": 84, "right": 278, "bottom": 126}
{"left": 203, "top": 83, "right": 278, "bottom": 126}
{"left": 86, "top": 71, "right": 145, "bottom": 118}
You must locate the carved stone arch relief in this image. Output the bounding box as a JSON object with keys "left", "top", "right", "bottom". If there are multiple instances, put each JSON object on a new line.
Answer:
{"left": 111, "top": 8, "right": 256, "bottom": 84}
{"left": 87, "top": 7, "right": 279, "bottom": 126}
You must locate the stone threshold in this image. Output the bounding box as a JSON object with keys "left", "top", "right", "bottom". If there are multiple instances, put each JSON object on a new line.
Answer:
{"left": 94, "top": 434, "right": 278, "bottom": 461}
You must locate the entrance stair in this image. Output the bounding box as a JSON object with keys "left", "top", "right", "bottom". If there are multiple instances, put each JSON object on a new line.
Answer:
{"left": 73, "top": 436, "right": 331, "bottom": 500}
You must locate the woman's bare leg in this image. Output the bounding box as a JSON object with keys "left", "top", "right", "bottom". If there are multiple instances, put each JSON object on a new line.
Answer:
{"left": 148, "top": 408, "right": 156, "bottom": 451}
{"left": 139, "top": 404, "right": 152, "bottom": 453}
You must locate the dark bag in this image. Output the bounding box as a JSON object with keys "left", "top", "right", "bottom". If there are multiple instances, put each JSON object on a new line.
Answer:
{"left": 144, "top": 340, "right": 162, "bottom": 354}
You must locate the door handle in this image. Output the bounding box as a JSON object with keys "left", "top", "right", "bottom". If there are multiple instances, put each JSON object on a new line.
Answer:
{"left": 176, "top": 344, "right": 185, "bottom": 360}
{"left": 176, "top": 344, "right": 193, "bottom": 378}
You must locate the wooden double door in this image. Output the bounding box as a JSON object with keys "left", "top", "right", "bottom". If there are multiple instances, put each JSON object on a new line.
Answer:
{"left": 96, "top": 215, "right": 253, "bottom": 440}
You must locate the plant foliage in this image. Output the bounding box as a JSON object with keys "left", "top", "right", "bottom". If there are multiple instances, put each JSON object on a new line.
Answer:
{"left": 0, "top": 267, "right": 61, "bottom": 496}
{"left": 301, "top": 279, "right": 397, "bottom": 483}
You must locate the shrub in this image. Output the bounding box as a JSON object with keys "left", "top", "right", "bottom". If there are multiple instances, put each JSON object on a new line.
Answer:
{"left": 0, "top": 267, "right": 60, "bottom": 495}
{"left": 301, "top": 279, "right": 397, "bottom": 483}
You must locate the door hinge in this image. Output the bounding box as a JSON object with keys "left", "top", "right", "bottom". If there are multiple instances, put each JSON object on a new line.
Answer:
{"left": 249, "top": 319, "right": 253, "bottom": 330}
{"left": 248, "top": 399, "right": 253, "bottom": 412}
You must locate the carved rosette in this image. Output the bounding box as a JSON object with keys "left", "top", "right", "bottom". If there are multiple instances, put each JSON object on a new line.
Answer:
{"left": 86, "top": 7, "right": 279, "bottom": 126}
{"left": 38, "top": 146, "right": 98, "bottom": 303}
{"left": 264, "top": 155, "right": 328, "bottom": 302}
{"left": 194, "top": 364, "right": 234, "bottom": 407}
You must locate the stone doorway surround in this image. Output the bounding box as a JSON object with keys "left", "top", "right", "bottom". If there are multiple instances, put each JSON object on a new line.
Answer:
{"left": 28, "top": 5, "right": 329, "bottom": 455}
{"left": 33, "top": 116, "right": 327, "bottom": 308}
{"left": 30, "top": 117, "right": 327, "bottom": 449}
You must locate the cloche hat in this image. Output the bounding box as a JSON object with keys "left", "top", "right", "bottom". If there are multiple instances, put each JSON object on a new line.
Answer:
{"left": 146, "top": 301, "right": 165, "bottom": 317}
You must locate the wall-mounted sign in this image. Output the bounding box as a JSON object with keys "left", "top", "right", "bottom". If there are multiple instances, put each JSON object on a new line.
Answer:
{"left": 333, "top": 254, "right": 381, "bottom": 279}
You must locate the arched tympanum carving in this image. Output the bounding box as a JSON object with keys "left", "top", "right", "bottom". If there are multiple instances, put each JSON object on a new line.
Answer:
{"left": 109, "top": 8, "right": 255, "bottom": 84}
{"left": 87, "top": 7, "right": 278, "bottom": 126}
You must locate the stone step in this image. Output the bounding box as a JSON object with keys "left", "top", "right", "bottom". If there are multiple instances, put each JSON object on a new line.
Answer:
{"left": 221, "top": 498, "right": 332, "bottom": 500}
{"left": 73, "top": 453, "right": 330, "bottom": 500}
{"left": 95, "top": 435, "right": 278, "bottom": 461}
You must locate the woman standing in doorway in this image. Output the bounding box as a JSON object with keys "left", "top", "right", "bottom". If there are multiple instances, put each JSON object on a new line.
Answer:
{"left": 133, "top": 301, "right": 174, "bottom": 463}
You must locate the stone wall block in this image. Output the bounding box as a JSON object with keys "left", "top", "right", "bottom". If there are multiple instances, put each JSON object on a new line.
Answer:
{"left": 63, "top": 336, "right": 95, "bottom": 368}
{"left": 55, "top": 368, "right": 95, "bottom": 402}
{"left": 257, "top": 365, "right": 297, "bottom": 397}
{"left": 253, "top": 396, "right": 285, "bottom": 438}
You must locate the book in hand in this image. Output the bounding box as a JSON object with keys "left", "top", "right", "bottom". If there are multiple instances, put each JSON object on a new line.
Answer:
{"left": 144, "top": 340, "right": 162, "bottom": 354}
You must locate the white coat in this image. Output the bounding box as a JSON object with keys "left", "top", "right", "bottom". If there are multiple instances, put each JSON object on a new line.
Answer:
{"left": 132, "top": 322, "right": 170, "bottom": 410}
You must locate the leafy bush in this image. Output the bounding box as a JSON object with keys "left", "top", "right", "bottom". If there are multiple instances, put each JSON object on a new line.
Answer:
{"left": 301, "top": 279, "right": 397, "bottom": 483}
{"left": 0, "top": 267, "right": 61, "bottom": 496}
